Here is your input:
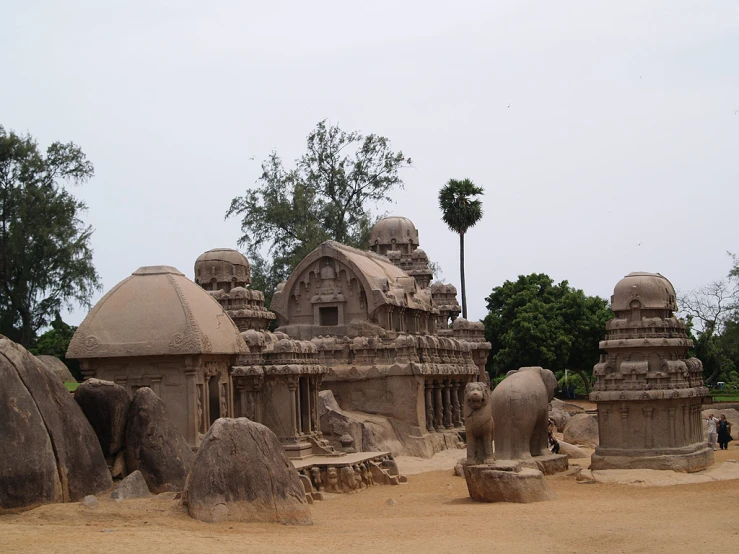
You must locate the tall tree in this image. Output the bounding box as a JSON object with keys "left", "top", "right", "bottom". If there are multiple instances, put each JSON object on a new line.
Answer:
{"left": 438, "top": 178, "right": 484, "bottom": 319}
{"left": 483, "top": 273, "right": 612, "bottom": 392}
{"left": 226, "top": 120, "right": 411, "bottom": 303}
{"left": 679, "top": 253, "right": 739, "bottom": 384}
{"left": 0, "top": 126, "right": 100, "bottom": 347}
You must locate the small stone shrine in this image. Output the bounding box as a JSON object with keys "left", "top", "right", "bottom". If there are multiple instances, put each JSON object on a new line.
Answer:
{"left": 67, "top": 266, "right": 247, "bottom": 447}
{"left": 590, "top": 272, "right": 714, "bottom": 472}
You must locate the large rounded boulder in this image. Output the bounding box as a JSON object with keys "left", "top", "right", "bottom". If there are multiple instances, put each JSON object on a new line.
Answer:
{"left": 36, "top": 354, "right": 75, "bottom": 383}
{"left": 184, "top": 418, "right": 312, "bottom": 525}
{"left": 125, "top": 387, "right": 194, "bottom": 493}
{"left": 563, "top": 413, "right": 599, "bottom": 448}
{"left": 75, "top": 379, "right": 131, "bottom": 457}
{"left": 0, "top": 336, "right": 112, "bottom": 513}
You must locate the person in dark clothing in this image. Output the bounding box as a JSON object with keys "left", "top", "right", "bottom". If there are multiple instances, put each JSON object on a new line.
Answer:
{"left": 717, "top": 414, "right": 733, "bottom": 450}
{"left": 561, "top": 383, "right": 567, "bottom": 399}
{"left": 568, "top": 384, "right": 576, "bottom": 400}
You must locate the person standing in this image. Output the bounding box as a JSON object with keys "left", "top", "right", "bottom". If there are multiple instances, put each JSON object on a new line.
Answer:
{"left": 717, "top": 414, "right": 732, "bottom": 450}
{"left": 707, "top": 413, "right": 719, "bottom": 451}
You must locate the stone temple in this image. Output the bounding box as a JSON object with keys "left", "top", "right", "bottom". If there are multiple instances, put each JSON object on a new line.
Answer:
{"left": 590, "top": 272, "right": 714, "bottom": 472}
{"left": 271, "top": 216, "right": 490, "bottom": 454}
{"left": 67, "top": 216, "right": 489, "bottom": 489}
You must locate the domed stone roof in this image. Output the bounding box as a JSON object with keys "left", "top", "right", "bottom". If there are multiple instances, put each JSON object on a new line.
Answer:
{"left": 194, "top": 248, "right": 250, "bottom": 288}
{"left": 369, "top": 216, "right": 419, "bottom": 248}
{"left": 611, "top": 272, "right": 677, "bottom": 312}
{"left": 67, "top": 266, "right": 247, "bottom": 359}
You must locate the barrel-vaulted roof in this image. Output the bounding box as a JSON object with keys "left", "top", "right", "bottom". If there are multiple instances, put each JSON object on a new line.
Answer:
{"left": 271, "top": 241, "right": 436, "bottom": 322}
{"left": 67, "top": 266, "right": 247, "bottom": 359}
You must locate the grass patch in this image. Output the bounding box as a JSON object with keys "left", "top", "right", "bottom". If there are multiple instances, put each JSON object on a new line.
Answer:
{"left": 64, "top": 381, "right": 79, "bottom": 392}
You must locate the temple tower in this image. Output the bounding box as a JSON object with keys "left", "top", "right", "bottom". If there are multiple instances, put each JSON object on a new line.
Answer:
{"left": 369, "top": 217, "right": 433, "bottom": 289}
{"left": 590, "top": 272, "right": 714, "bottom": 472}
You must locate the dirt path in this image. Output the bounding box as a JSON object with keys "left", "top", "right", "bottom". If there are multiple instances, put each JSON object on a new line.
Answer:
{"left": 3, "top": 446, "right": 739, "bottom": 554}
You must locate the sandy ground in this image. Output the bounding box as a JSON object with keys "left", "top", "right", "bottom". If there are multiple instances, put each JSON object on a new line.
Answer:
{"left": 3, "top": 443, "right": 739, "bottom": 554}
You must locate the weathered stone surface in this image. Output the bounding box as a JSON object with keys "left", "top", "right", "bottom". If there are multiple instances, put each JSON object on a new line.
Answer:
{"left": 530, "top": 453, "right": 569, "bottom": 475}
{"left": 36, "top": 355, "right": 75, "bottom": 383}
{"left": 549, "top": 398, "right": 583, "bottom": 432}
{"left": 0, "top": 336, "right": 112, "bottom": 513}
{"left": 590, "top": 273, "right": 712, "bottom": 472}
{"left": 110, "top": 470, "right": 150, "bottom": 501}
{"left": 491, "top": 367, "right": 559, "bottom": 463}
{"left": 184, "top": 418, "right": 311, "bottom": 524}
{"left": 81, "top": 495, "right": 99, "bottom": 507}
{"left": 75, "top": 379, "right": 131, "bottom": 456}
{"left": 125, "top": 387, "right": 194, "bottom": 493}
{"left": 464, "top": 382, "right": 494, "bottom": 464}
{"left": 563, "top": 414, "right": 599, "bottom": 448}
{"left": 558, "top": 440, "right": 589, "bottom": 459}
{"left": 464, "top": 463, "right": 558, "bottom": 503}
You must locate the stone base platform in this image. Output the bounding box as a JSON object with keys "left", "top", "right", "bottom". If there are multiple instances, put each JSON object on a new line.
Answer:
{"left": 293, "top": 452, "right": 407, "bottom": 500}
{"left": 519, "top": 453, "right": 569, "bottom": 475}
{"left": 590, "top": 442, "right": 715, "bottom": 473}
{"left": 465, "top": 462, "right": 558, "bottom": 503}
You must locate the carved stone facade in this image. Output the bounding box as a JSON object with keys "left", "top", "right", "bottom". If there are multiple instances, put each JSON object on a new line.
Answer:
{"left": 271, "top": 217, "right": 491, "bottom": 446}
{"left": 195, "top": 250, "right": 331, "bottom": 459}
{"left": 590, "top": 272, "right": 714, "bottom": 472}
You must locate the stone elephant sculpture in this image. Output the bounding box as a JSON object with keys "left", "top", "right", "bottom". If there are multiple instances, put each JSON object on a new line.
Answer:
{"left": 491, "top": 366, "right": 558, "bottom": 461}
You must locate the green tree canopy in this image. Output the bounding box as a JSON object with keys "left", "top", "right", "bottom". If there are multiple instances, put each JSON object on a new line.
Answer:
{"left": 438, "top": 178, "right": 484, "bottom": 319}
{"left": 226, "top": 120, "right": 411, "bottom": 306}
{"left": 0, "top": 126, "right": 100, "bottom": 346}
{"left": 483, "top": 273, "right": 612, "bottom": 390}
{"left": 29, "top": 313, "right": 82, "bottom": 380}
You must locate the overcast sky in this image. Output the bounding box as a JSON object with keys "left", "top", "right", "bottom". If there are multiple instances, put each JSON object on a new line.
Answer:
{"left": 2, "top": 1, "right": 737, "bottom": 325}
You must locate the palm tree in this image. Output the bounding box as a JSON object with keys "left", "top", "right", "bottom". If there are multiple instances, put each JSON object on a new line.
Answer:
{"left": 438, "top": 178, "right": 484, "bottom": 319}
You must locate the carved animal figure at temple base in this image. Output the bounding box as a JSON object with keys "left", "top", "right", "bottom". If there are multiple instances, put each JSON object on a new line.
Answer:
{"left": 340, "top": 466, "right": 358, "bottom": 493}
{"left": 464, "top": 382, "right": 495, "bottom": 465}
{"left": 326, "top": 467, "right": 339, "bottom": 493}
{"left": 491, "top": 366, "right": 558, "bottom": 461}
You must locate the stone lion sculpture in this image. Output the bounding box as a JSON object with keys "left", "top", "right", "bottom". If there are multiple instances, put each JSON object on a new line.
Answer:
{"left": 464, "top": 381, "right": 495, "bottom": 464}
{"left": 490, "top": 366, "right": 558, "bottom": 461}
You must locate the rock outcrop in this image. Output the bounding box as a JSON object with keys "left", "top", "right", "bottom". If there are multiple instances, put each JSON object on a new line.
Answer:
{"left": 36, "top": 355, "right": 75, "bottom": 383}
{"left": 557, "top": 440, "right": 589, "bottom": 459}
{"left": 0, "top": 336, "right": 112, "bottom": 513}
{"left": 110, "top": 470, "right": 151, "bottom": 501}
{"left": 563, "top": 414, "right": 599, "bottom": 448}
{"left": 125, "top": 387, "right": 194, "bottom": 493}
{"left": 75, "top": 379, "right": 131, "bottom": 457}
{"left": 183, "top": 418, "right": 312, "bottom": 525}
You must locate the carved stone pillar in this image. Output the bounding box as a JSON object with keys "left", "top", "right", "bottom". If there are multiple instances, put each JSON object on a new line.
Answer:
{"left": 451, "top": 380, "right": 462, "bottom": 427}
{"left": 620, "top": 406, "right": 629, "bottom": 445}
{"left": 643, "top": 407, "right": 654, "bottom": 448}
{"left": 433, "top": 380, "right": 443, "bottom": 431}
{"left": 238, "top": 382, "right": 249, "bottom": 418}
{"left": 682, "top": 404, "right": 689, "bottom": 444}
{"left": 203, "top": 376, "right": 211, "bottom": 429}
{"left": 443, "top": 379, "right": 453, "bottom": 429}
{"left": 668, "top": 407, "right": 676, "bottom": 447}
{"left": 287, "top": 378, "right": 299, "bottom": 440}
{"left": 458, "top": 380, "right": 467, "bottom": 423}
{"left": 254, "top": 378, "right": 264, "bottom": 424}
{"left": 185, "top": 369, "right": 197, "bottom": 446}
{"left": 295, "top": 378, "right": 303, "bottom": 436}
{"left": 311, "top": 375, "right": 321, "bottom": 435}
{"left": 424, "top": 380, "right": 434, "bottom": 433}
